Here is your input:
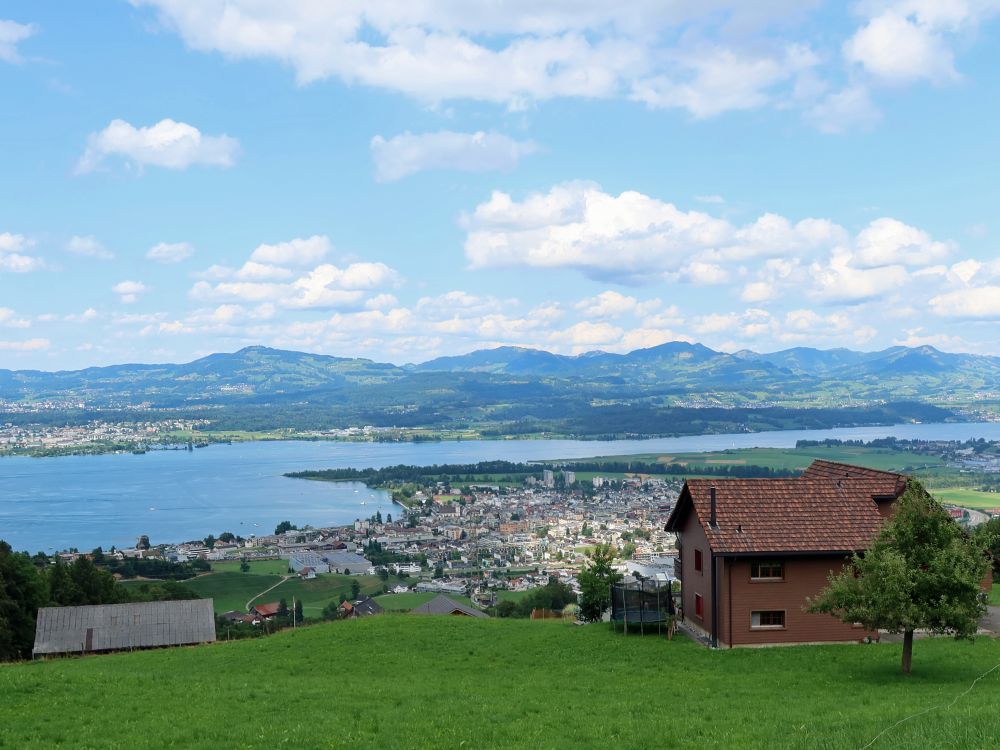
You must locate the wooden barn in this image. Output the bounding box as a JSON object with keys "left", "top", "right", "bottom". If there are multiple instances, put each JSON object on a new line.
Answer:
{"left": 32, "top": 599, "right": 216, "bottom": 657}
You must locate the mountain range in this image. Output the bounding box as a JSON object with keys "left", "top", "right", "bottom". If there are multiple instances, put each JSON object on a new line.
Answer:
{"left": 1, "top": 342, "right": 992, "bottom": 437}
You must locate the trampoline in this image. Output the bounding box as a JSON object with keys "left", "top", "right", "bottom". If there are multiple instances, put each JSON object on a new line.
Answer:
{"left": 610, "top": 573, "right": 678, "bottom": 636}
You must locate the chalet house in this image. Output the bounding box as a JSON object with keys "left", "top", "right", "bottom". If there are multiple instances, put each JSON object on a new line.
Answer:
{"left": 665, "top": 460, "right": 907, "bottom": 648}
{"left": 250, "top": 601, "right": 282, "bottom": 620}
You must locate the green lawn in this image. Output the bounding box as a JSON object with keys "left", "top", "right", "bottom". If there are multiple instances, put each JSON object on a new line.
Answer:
{"left": 181, "top": 572, "right": 285, "bottom": 614}
{"left": 211, "top": 559, "right": 289, "bottom": 576}
{"left": 574, "top": 445, "right": 948, "bottom": 473}
{"left": 2, "top": 619, "right": 999, "bottom": 748}
{"left": 930, "top": 487, "right": 1000, "bottom": 510}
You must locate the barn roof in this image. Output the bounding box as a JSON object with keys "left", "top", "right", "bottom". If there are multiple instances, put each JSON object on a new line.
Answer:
{"left": 33, "top": 599, "right": 216, "bottom": 656}
{"left": 410, "top": 595, "right": 489, "bottom": 618}
{"left": 665, "top": 460, "right": 908, "bottom": 555}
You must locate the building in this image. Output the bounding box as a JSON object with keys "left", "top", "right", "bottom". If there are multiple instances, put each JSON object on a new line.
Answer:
{"left": 250, "top": 601, "right": 282, "bottom": 619}
{"left": 665, "top": 460, "right": 907, "bottom": 648}
{"left": 410, "top": 595, "right": 489, "bottom": 618}
{"left": 563, "top": 470, "right": 576, "bottom": 485}
{"left": 542, "top": 469, "right": 554, "bottom": 488}
{"left": 349, "top": 596, "right": 384, "bottom": 618}
{"left": 322, "top": 551, "right": 373, "bottom": 574}
{"left": 33, "top": 599, "right": 216, "bottom": 657}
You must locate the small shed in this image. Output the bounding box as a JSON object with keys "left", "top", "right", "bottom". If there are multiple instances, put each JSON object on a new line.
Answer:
{"left": 33, "top": 599, "right": 216, "bottom": 657}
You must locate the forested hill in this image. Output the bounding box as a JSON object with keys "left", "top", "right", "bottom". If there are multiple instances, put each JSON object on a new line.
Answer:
{"left": 0, "top": 342, "right": 989, "bottom": 436}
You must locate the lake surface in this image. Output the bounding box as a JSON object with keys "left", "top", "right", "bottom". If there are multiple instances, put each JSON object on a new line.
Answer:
{"left": 3, "top": 421, "right": 1000, "bottom": 552}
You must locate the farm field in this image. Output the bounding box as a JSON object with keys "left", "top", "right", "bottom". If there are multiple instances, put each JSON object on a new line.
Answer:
{"left": 211, "top": 559, "right": 289, "bottom": 576}
{"left": 373, "top": 591, "right": 475, "bottom": 611}
{"left": 575, "top": 445, "right": 948, "bottom": 473}
{"left": 2, "top": 618, "right": 999, "bottom": 749}
{"left": 930, "top": 488, "right": 1000, "bottom": 510}
{"left": 177, "top": 570, "right": 403, "bottom": 615}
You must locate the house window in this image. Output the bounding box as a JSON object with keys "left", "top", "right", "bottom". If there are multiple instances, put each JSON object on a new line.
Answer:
{"left": 750, "top": 561, "right": 783, "bottom": 580}
{"left": 694, "top": 593, "right": 704, "bottom": 619}
{"left": 751, "top": 611, "right": 785, "bottom": 629}
{"left": 694, "top": 549, "right": 703, "bottom": 573}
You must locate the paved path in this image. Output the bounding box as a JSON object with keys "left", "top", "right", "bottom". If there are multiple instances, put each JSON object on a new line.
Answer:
{"left": 245, "top": 575, "right": 291, "bottom": 611}
{"left": 980, "top": 605, "right": 1000, "bottom": 636}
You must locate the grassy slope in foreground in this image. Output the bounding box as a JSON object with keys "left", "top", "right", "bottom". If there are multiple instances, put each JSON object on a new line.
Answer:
{"left": 3, "top": 619, "right": 1000, "bottom": 749}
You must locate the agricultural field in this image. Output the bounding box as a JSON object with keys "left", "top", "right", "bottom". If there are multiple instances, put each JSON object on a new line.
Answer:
{"left": 178, "top": 569, "right": 402, "bottom": 615}
{"left": 373, "top": 591, "right": 475, "bottom": 611}
{"left": 211, "top": 559, "right": 289, "bottom": 576}
{"left": 929, "top": 488, "right": 1000, "bottom": 511}
{"left": 3, "top": 618, "right": 999, "bottom": 748}
{"left": 578, "top": 445, "right": 948, "bottom": 473}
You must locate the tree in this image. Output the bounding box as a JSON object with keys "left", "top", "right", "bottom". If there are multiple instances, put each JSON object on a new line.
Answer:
{"left": 218, "top": 532, "right": 236, "bottom": 543}
{"left": 577, "top": 544, "right": 622, "bottom": 622}
{"left": 386, "top": 513, "right": 392, "bottom": 524}
{"left": 294, "top": 598, "right": 304, "bottom": 623}
{"left": 274, "top": 521, "right": 296, "bottom": 535}
{"left": 808, "top": 480, "right": 989, "bottom": 674}
{"left": 204, "top": 534, "right": 216, "bottom": 550}
{"left": 0, "top": 541, "right": 48, "bottom": 661}
{"left": 350, "top": 580, "right": 361, "bottom": 600}
{"left": 136, "top": 535, "right": 151, "bottom": 550}
{"left": 979, "top": 516, "right": 1000, "bottom": 577}
{"left": 239, "top": 559, "right": 250, "bottom": 573}
{"left": 278, "top": 599, "right": 289, "bottom": 618}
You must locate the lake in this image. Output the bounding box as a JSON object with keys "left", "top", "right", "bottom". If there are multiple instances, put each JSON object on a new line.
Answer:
{"left": 3, "top": 421, "right": 1000, "bottom": 552}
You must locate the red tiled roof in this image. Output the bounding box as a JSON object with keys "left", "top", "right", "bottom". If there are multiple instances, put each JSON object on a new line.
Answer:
{"left": 666, "top": 460, "right": 907, "bottom": 554}
{"left": 252, "top": 602, "right": 281, "bottom": 617}
{"left": 801, "top": 459, "right": 907, "bottom": 498}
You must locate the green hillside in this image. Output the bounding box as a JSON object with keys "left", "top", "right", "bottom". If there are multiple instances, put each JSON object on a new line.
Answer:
{"left": 2, "top": 618, "right": 999, "bottom": 749}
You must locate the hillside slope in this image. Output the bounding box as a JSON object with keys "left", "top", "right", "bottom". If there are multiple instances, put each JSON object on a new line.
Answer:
{"left": 2, "top": 617, "right": 998, "bottom": 749}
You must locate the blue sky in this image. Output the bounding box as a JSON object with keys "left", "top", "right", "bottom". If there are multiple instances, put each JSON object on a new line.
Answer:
{"left": 2, "top": 1, "right": 1000, "bottom": 369}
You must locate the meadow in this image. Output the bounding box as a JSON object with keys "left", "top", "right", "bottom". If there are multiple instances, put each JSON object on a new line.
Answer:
{"left": 2, "top": 618, "right": 999, "bottom": 749}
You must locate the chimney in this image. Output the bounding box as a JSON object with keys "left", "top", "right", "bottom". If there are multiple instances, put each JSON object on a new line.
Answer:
{"left": 710, "top": 486, "right": 717, "bottom": 528}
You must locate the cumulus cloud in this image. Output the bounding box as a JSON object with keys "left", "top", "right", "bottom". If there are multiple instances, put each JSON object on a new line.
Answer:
{"left": 852, "top": 217, "right": 952, "bottom": 267}
{"left": 0, "top": 232, "right": 43, "bottom": 272}
{"left": 371, "top": 131, "right": 539, "bottom": 182}
{"left": 930, "top": 286, "right": 1000, "bottom": 320}
{"left": 147, "top": 242, "right": 194, "bottom": 263}
{"left": 844, "top": 10, "right": 959, "bottom": 85}
{"left": 66, "top": 235, "right": 114, "bottom": 261}
{"left": 0, "top": 308, "right": 30, "bottom": 328}
{"left": 249, "top": 235, "right": 330, "bottom": 266}
{"left": 77, "top": 119, "right": 240, "bottom": 173}
{"left": 0, "top": 19, "right": 36, "bottom": 64}
{"left": 0, "top": 338, "right": 49, "bottom": 351}
{"left": 576, "top": 291, "right": 660, "bottom": 319}
{"left": 112, "top": 280, "right": 148, "bottom": 304}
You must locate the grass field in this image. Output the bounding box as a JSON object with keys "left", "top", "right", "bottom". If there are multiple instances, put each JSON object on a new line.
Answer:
{"left": 991, "top": 585, "right": 999, "bottom": 606}
{"left": 930, "top": 487, "right": 1000, "bottom": 510}
{"left": 578, "top": 445, "right": 948, "bottom": 473}
{"left": 211, "top": 559, "right": 289, "bottom": 576}
{"left": 2, "top": 618, "right": 999, "bottom": 749}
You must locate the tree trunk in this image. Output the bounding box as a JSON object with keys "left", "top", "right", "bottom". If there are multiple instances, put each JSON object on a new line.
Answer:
{"left": 901, "top": 629, "right": 914, "bottom": 674}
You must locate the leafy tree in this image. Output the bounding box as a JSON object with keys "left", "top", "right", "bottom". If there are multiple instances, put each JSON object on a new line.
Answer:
{"left": 218, "top": 532, "right": 236, "bottom": 543}
{"left": 433, "top": 565, "right": 444, "bottom": 579}
{"left": 294, "top": 599, "right": 304, "bottom": 623}
{"left": 980, "top": 516, "right": 1000, "bottom": 577}
{"left": 350, "top": 580, "right": 361, "bottom": 600}
{"left": 136, "top": 535, "right": 151, "bottom": 550}
{"left": 274, "top": 521, "right": 297, "bottom": 535}
{"left": 578, "top": 544, "right": 622, "bottom": 622}
{"left": 278, "top": 598, "right": 289, "bottom": 618}
{"left": 239, "top": 560, "right": 250, "bottom": 573}
{"left": 377, "top": 567, "right": 389, "bottom": 581}
{"left": 375, "top": 510, "right": 383, "bottom": 524}
{"left": 322, "top": 600, "right": 341, "bottom": 620}
{"left": 0, "top": 541, "right": 48, "bottom": 661}
{"left": 808, "top": 480, "right": 989, "bottom": 674}
{"left": 203, "top": 534, "right": 216, "bottom": 550}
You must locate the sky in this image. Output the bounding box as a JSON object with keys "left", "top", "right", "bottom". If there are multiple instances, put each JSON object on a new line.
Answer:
{"left": 2, "top": 1, "right": 1000, "bottom": 370}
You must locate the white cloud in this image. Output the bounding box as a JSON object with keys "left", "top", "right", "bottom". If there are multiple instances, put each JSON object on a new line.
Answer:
{"left": 844, "top": 10, "right": 958, "bottom": 85}
{"left": 0, "top": 19, "right": 36, "bottom": 64}
{"left": 0, "top": 308, "right": 30, "bottom": 328}
{"left": 809, "top": 250, "right": 909, "bottom": 303}
{"left": 930, "top": 286, "right": 1000, "bottom": 319}
{"left": 234, "top": 261, "right": 293, "bottom": 281}
{"left": 249, "top": 235, "right": 330, "bottom": 266}
{"left": 112, "top": 280, "right": 148, "bottom": 304}
{"left": 371, "top": 131, "right": 539, "bottom": 182}
{"left": 631, "top": 44, "right": 818, "bottom": 118}
{"left": 852, "top": 217, "right": 952, "bottom": 267}
{"left": 147, "top": 242, "right": 194, "bottom": 263}
{"left": 77, "top": 119, "right": 240, "bottom": 173}
{"left": 576, "top": 291, "right": 660, "bottom": 319}
{"left": 66, "top": 235, "right": 114, "bottom": 261}
{"left": 0, "top": 337, "right": 49, "bottom": 351}
{"left": 465, "top": 183, "right": 842, "bottom": 284}
{"left": 806, "top": 85, "right": 881, "bottom": 134}
{"left": 0, "top": 232, "right": 43, "bottom": 272}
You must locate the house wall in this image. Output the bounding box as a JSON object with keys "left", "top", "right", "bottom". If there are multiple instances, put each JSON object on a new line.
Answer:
{"left": 719, "top": 556, "right": 873, "bottom": 647}
{"left": 677, "top": 508, "right": 713, "bottom": 638}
